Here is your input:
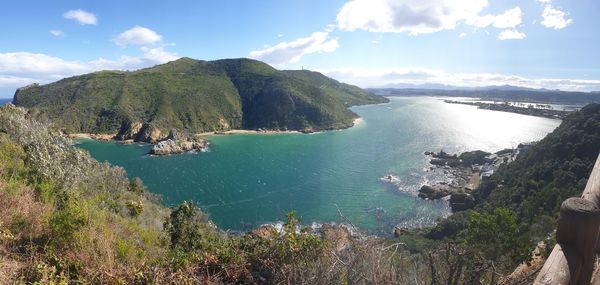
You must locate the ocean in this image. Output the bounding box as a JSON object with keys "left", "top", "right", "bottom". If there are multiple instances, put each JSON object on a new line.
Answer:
{"left": 76, "top": 97, "right": 561, "bottom": 234}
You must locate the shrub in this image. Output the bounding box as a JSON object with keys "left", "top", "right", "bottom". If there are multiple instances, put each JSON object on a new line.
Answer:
{"left": 48, "top": 192, "right": 89, "bottom": 247}
{"left": 125, "top": 200, "right": 144, "bottom": 217}
{"left": 164, "top": 201, "right": 211, "bottom": 251}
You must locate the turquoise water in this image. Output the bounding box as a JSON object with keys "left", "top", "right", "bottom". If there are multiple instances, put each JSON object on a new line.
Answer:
{"left": 76, "top": 97, "right": 561, "bottom": 233}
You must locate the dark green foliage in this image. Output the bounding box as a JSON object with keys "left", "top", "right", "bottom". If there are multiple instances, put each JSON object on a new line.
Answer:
{"left": 425, "top": 104, "right": 600, "bottom": 276}
{"left": 48, "top": 191, "right": 89, "bottom": 247}
{"left": 164, "top": 201, "right": 211, "bottom": 251}
{"left": 128, "top": 177, "right": 146, "bottom": 194}
{"left": 13, "top": 57, "right": 388, "bottom": 134}
{"left": 463, "top": 208, "right": 530, "bottom": 263}
{"left": 479, "top": 104, "right": 600, "bottom": 221}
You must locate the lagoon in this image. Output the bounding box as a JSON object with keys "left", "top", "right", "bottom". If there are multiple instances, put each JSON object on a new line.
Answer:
{"left": 76, "top": 97, "right": 561, "bottom": 234}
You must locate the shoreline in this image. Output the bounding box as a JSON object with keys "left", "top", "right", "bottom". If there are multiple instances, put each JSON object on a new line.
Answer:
{"left": 66, "top": 133, "right": 116, "bottom": 141}
{"left": 195, "top": 129, "right": 301, "bottom": 137}
{"left": 66, "top": 116, "right": 366, "bottom": 142}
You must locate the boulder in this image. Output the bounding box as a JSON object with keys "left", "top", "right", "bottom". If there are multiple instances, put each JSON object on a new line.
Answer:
{"left": 418, "top": 185, "right": 450, "bottom": 200}
{"left": 149, "top": 137, "right": 209, "bottom": 155}
{"left": 450, "top": 192, "right": 475, "bottom": 212}
{"left": 393, "top": 226, "right": 409, "bottom": 237}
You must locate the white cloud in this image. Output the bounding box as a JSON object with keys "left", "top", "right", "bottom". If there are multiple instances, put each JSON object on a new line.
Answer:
{"left": 459, "top": 32, "right": 467, "bottom": 38}
{"left": 498, "top": 29, "right": 526, "bottom": 40}
{"left": 320, "top": 67, "right": 600, "bottom": 92}
{"left": 49, "top": 30, "right": 65, "bottom": 37}
{"left": 541, "top": 5, "right": 572, "bottom": 29}
{"left": 139, "top": 46, "right": 179, "bottom": 63}
{"left": 336, "top": 0, "right": 491, "bottom": 35}
{"left": 249, "top": 31, "right": 339, "bottom": 66}
{"left": 63, "top": 9, "right": 97, "bottom": 25}
{"left": 537, "top": 0, "right": 552, "bottom": 3}
{"left": 0, "top": 49, "right": 179, "bottom": 95}
{"left": 491, "top": 7, "right": 523, "bottom": 28}
{"left": 466, "top": 6, "right": 523, "bottom": 28}
{"left": 113, "top": 26, "right": 162, "bottom": 47}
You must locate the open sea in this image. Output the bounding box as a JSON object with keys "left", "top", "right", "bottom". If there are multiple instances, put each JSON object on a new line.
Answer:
{"left": 76, "top": 97, "right": 561, "bottom": 234}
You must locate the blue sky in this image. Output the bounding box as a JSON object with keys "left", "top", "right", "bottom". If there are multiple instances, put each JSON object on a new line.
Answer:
{"left": 1, "top": 0, "right": 599, "bottom": 98}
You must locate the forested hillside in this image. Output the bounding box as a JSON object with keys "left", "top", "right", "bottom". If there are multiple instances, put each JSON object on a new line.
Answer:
{"left": 12, "top": 57, "right": 387, "bottom": 141}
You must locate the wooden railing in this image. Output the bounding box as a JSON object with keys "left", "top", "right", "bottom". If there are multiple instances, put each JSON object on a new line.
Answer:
{"left": 534, "top": 153, "right": 600, "bottom": 285}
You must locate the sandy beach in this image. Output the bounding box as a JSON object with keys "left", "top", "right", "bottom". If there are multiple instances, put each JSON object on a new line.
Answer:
{"left": 66, "top": 133, "right": 116, "bottom": 141}
{"left": 196, "top": 129, "right": 300, "bottom": 137}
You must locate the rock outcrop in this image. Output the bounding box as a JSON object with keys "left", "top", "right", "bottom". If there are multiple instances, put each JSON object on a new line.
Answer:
{"left": 418, "top": 185, "right": 451, "bottom": 200}
{"left": 449, "top": 192, "right": 475, "bottom": 211}
{"left": 149, "top": 138, "right": 209, "bottom": 155}
{"left": 116, "top": 121, "right": 167, "bottom": 143}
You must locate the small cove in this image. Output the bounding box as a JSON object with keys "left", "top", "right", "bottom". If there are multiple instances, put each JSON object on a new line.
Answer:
{"left": 76, "top": 97, "right": 561, "bottom": 234}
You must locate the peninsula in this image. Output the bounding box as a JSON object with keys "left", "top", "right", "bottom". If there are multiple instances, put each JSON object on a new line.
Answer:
{"left": 12, "top": 57, "right": 388, "bottom": 154}
{"left": 444, "top": 100, "right": 572, "bottom": 119}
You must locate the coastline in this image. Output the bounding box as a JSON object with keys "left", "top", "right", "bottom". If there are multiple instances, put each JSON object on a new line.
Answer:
{"left": 353, "top": 117, "right": 364, "bottom": 126}
{"left": 65, "top": 116, "right": 366, "bottom": 142}
{"left": 66, "top": 133, "right": 116, "bottom": 141}
{"left": 444, "top": 99, "right": 570, "bottom": 119}
{"left": 196, "top": 129, "right": 301, "bottom": 137}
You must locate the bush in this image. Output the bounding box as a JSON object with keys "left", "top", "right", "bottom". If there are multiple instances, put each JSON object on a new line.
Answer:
{"left": 164, "top": 201, "right": 211, "bottom": 251}
{"left": 48, "top": 192, "right": 89, "bottom": 247}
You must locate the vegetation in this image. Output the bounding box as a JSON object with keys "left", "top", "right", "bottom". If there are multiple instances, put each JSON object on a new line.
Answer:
{"left": 422, "top": 103, "right": 600, "bottom": 282}
{"left": 2, "top": 96, "right": 599, "bottom": 284}
{"left": 0, "top": 104, "right": 447, "bottom": 284}
{"left": 12, "top": 57, "right": 388, "bottom": 137}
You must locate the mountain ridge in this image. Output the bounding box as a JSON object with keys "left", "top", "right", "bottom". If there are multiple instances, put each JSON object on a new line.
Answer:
{"left": 13, "top": 57, "right": 388, "bottom": 142}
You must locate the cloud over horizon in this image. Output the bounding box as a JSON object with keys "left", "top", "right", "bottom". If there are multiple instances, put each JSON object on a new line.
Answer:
{"left": 0, "top": 49, "right": 179, "bottom": 96}
{"left": 321, "top": 67, "right": 600, "bottom": 92}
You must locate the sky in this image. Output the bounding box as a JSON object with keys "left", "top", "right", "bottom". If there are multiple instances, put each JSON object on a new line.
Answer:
{"left": 1, "top": 0, "right": 599, "bottom": 98}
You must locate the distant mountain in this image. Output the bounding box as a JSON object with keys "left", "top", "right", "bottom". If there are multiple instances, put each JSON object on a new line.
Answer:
{"left": 13, "top": 57, "right": 387, "bottom": 142}
{"left": 377, "top": 84, "right": 553, "bottom": 92}
{"left": 370, "top": 87, "right": 600, "bottom": 105}
{"left": 379, "top": 83, "right": 465, "bottom": 90}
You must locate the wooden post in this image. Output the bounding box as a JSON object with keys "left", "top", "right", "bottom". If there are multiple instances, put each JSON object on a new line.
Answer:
{"left": 535, "top": 153, "right": 600, "bottom": 285}
{"left": 580, "top": 154, "right": 600, "bottom": 207}
{"left": 557, "top": 198, "right": 600, "bottom": 285}
{"left": 535, "top": 198, "right": 600, "bottom": 285}
{"left": 534, "top": 243, "right": 581, "bottom": 285}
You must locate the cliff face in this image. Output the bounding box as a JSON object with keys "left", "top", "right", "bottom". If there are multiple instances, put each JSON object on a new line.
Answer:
{"left": 13, "top": 57, "right": 388, "bottom": 141}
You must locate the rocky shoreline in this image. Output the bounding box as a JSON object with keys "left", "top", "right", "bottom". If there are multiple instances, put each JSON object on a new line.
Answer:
{"left": 417, "top": 145, "right": 532, "bottom": 211}
{"left": 66, "top": 121, "right": 211, "bottom": 156}
{"left": 68, "top": 117, "right": 366, "bottom": 155}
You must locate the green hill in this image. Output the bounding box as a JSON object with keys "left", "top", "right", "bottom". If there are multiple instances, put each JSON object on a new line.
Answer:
{"left": 12, "top": 57, "right": 387, "bottom": 141}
